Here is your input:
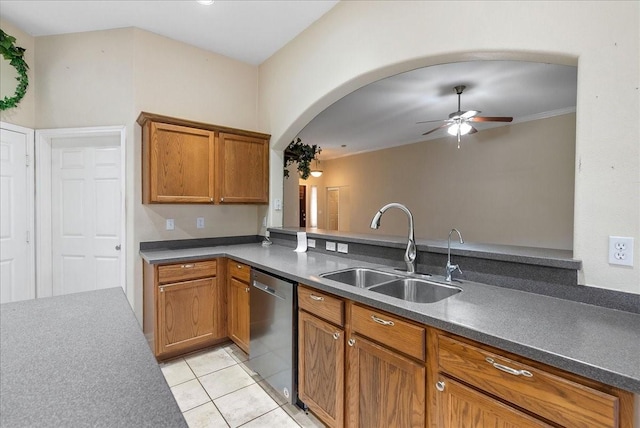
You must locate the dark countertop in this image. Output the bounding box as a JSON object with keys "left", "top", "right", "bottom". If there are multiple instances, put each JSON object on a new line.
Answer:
{"left": 0, "top": 288, "right": 187, "bottom": 428}
{"left": 140, "top": 243, "right": 640, "bottom": 395}
{"left": 270, "top": 227, "right": 580, "bottom": 269}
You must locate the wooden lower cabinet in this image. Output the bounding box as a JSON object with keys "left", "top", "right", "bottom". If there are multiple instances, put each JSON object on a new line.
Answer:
{"left": 437, "top": 375, "right": 551, "bottom": 428}
{"left": 228, "top": 276, "right": 250, "bottom": 353}
{"left": 158, "top": 277, "right": 218, "bottom": 355}
{"left": 143, "top": 259, "right": 226, "bottom": 360}
{"left": 298, "top": 310, "right": 345, "bottom": 428}
{"left": 346, "top": 335, "right": 425, "bottom": 428}
{"left": 227, "top": 259, "right": 250, "bottom": 353}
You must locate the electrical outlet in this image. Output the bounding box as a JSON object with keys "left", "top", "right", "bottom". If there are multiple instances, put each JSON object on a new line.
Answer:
{"left": 166, "top": 219, "right": 174, "bottom": 231}
{"left": 307, "top": 239, "right": 316, "bottom": 248}
{"left": 196, "top": 217, "right": 205, "bottom": 229}
{"left": 326, "top": 241, "right": 336, "bottom": 251}
{"left": 608, "top": 236, "right": 634, "bottom": 266}
{"left": 337, "top": 243, "right": 349, "bottom": 253}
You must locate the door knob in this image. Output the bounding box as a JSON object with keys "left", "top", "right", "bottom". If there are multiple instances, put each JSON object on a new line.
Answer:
{"left": 115, "top": 245, "right": 121, "bottom": 251}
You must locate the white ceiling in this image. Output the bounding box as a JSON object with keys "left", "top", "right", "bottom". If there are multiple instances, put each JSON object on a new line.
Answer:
{"left": 0, "top": 0, "right": 339, "bottom": 65}
{"left": 300, "top": 61, "right": 577, "bottom": 159}
{"left": 1, "top": 2, "right": 577, "bottom": 159}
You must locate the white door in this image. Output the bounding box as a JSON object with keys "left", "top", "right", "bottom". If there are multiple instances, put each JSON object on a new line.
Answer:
{"left": 50, "top": 136, "right": 122, "bottom": 296}
{"left": 0, "top": 124, "right": 35, "bottom": 303}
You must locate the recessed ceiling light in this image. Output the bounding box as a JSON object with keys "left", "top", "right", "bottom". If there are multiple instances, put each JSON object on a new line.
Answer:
{"left": 197, "top": 0, "right": 214, "bottom": 5}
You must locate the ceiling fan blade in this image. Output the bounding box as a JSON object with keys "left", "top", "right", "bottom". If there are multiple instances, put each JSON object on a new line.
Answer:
{"left": 416, "top": 118, "right": 448, "bottom": 124}
{"left": 468, "top": 126, "right": 478, "bottom": 134}
{"left": 422, "top": 123, "right": 449, "bottom": 136}
{"left": 469, "top": 116, "right": 513, "bottom": 123}
{"left": 461, "top": 110, "right": 480, "bottom": 119}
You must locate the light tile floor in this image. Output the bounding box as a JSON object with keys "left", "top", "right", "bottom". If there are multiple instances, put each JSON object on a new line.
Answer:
{"left": 160, "top": 343, "right": 325, "bottom": 428}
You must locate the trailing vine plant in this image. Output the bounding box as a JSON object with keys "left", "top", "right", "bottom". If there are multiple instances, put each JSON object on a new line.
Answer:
{"left": 284, "top": 138, "right": 321, "bottom": 180}
{"left": 0, "top": 29, "right": 29, "bottom": 111}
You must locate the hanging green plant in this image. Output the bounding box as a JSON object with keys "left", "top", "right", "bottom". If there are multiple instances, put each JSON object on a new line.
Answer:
{"left": 0, "top": 29, "right": 29, "bottom": 111}
{"left": 284, "top": 138, "right": 321, "bottom": 180}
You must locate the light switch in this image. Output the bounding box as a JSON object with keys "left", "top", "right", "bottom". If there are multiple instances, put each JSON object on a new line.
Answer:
{"left": 196, "top": 217, "right": 205, "bottom": 229}
{"left": 166, "top": 219, "right": 174, "bottom": 230}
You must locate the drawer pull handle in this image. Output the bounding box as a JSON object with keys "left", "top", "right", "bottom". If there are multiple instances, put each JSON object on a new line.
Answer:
{"left": 333, "top": 332, "right": 340, "bottom": 340}
{"left": 309, "top": 295, "right": 324, "bottom": 301}
{"left": 348, "top": 338, "right": 356, "bottom": 347}
{"left": 435, "top": 381, "right": 445, "bottom": 392}
{"left": 485, "top": 358, "right": 533, "bottom": 378}
{"left": 237, "top": 264, "right": 242, "bottom": 269}
{"left": 371, "top": 315, "right": 395, "bottom": 326}
{"left": 181, "top": 264, "right": 195, "bottom": 269}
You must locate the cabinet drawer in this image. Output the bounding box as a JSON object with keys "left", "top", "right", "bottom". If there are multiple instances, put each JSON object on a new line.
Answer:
{"left": 158, "top": 260, "right": 217, "bottom": 283}
{"left": 227, "top": 259, "right": 251, "bottom": 283}
{"left": 298, "top": 286, "right": 344, "bottom": 327}
{"left": 351, "top": 304, "right": 425, "bottom": 361}
{"left": 437, "top": 335, "right": 620, "bottom": 428}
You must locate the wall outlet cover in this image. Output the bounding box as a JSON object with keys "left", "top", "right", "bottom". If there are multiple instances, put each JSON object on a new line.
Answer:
{"left": 166, "top": 219, "right": 175, "bottom": 231}
{"left": 196, "top": 217, "right": 205, "bottom": 229}
{"left": 608, "top": 236, "right": 634, "bottom": 266}
{"left": 337, "top": 243, "right": 349, "bottom": 253}
{"left": 307, "top": 239, "right": 316, "bottom": 248}
{"left": 326, "top": 241, "right": 336, "bottom": 251}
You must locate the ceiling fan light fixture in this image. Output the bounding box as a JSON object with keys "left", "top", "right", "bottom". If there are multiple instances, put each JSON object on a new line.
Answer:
{"left": 197, "top": 0, "right": 214, "bottom": 5}
{"left": 447, "top": 122, "right": 472, "bottom": 136}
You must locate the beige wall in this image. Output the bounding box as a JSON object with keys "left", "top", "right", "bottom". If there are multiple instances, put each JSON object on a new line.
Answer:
{"left": 0, "top": 19, "right": 36, "bottom": 128}
{"left": 33, "top": 28, "right": 264, "bottom": 320}
{"left": 294, "top": 114, "right": 576, "bottom": 249}
{"left": 260, "top": 1, "right": 640, "bottom": 295}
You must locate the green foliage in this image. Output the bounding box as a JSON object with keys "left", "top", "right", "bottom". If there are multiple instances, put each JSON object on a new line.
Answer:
{"left": 0, "top": 29, "right": 29, "bottom": 111}
{"left": 284, "top": 138, "right": 321, "bottom": 180}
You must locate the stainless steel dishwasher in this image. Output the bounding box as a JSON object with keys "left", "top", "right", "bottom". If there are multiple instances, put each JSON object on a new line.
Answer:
{"left": 248, "top": 269, "right": 297, "bottom": 404}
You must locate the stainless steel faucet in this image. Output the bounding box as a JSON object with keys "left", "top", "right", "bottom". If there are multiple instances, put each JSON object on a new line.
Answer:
{"left": 370, "top": 203, "right": 417, "bottom": 273}
{"left": 445, "top": 228, "right": 464, "bottom": 282}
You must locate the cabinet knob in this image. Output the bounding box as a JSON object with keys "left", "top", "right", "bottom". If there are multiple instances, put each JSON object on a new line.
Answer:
{"left": 245, "top": 287, "right": 250, "bottom": 293}
{"left": 220, "top": 197, "right": 224, "bottom": 202}
{"left": 333, "top": 332, "right": 340, "bottom": 340}
{"left": 237, "top": 264, "right": 242, "bottom": 269}
{"left": 436, "top": 381, "right": 445, "bottom": 392}
{"left": 160, "top": 287, "right": 165, "bottom": 293}
{"left": 348, "top": 338, "right": 356, "bottom": 347}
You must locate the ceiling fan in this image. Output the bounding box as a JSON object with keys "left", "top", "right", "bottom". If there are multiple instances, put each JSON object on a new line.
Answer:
{"left": 418, "top": 85, "right": 513, "bottom": 147}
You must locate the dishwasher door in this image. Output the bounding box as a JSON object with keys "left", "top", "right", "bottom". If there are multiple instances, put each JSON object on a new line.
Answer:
{"left": 248, "top": 270, "right": 297, "bottom": 404}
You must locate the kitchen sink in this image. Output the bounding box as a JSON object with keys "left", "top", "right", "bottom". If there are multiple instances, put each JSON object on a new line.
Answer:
{"left": 368, "top": 278, "right": 462, "bottom": 304}
{"left": 320, "top": 267, "right": 462, "bottom": 303}
{"left": 319, "top": 268, "right": 402, "bottom": 288}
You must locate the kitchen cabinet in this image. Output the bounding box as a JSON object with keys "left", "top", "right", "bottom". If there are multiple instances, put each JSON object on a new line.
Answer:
{"left": 217, "top": 133, "right": 269, "bottom": 204}
{"left": 298, "top": 286, "right": 345, "bottom": 428}
{"left": 143, "top": 259, "right": 226, "bottom": 360}
{"left": 227, "top": 259, "right": 250, "bottom": 353}
{"left": 427, "top": 329, "right": 634, "bottom": 428}
{"left": 138, "top": 112, "right": 270, "bottom": 205}
{"left": 347, "top": 303, "right": 426, "bottom": 428}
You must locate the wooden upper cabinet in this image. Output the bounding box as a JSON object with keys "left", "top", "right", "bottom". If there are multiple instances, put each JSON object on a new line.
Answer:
{"left": 138, "top": 112, "right": 270, "bottom": 205}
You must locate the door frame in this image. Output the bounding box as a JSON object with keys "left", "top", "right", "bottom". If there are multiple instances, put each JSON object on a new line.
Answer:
{"left": 35, "top": 126, "right": 127, "bottom": 298}
{"left": 0, "top": 121, "right": 35, "bottom": 299}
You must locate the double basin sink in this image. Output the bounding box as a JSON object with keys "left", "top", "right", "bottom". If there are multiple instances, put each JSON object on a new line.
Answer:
{"left": 319, "top": 267, "right": 462, "bottom": 304}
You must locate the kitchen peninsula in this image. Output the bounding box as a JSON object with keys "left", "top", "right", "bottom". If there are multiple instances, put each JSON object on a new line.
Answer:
{"left": 0, "top": 288, "right": 186, "bottom": 427}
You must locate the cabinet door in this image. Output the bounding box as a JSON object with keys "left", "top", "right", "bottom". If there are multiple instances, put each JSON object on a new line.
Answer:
{"left": 437, "top": 376, "right": 552, "bottom": 428}
{"left": 228, "top": 277, "right": 250, "bottom": 353}
{"left": 149, "top": 122, "right": 215, "bottom": 203}
{"left": 217, "top": 133, "right": 269, "bottom": 204}
{"left": 346, "top": 335, "right": 425, "bottom": 428}
{"left": 299, "top": 311, "right": 345, "bottom": 428}
{"left": 158, "top": 277, "right": 216, "bottom": 355}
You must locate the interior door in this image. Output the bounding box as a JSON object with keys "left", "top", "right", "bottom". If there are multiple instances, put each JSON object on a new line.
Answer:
{"left": 50, "top": 136, "right": 122, "bottom": 296}
{"left": 0, "top": 125, "right": 34, "bottom": 303}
